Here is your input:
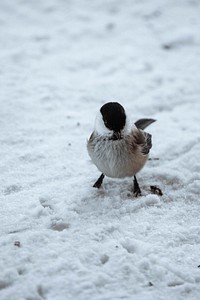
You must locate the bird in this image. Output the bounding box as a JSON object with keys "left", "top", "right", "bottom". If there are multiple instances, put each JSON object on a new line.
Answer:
{"left": 87, "top": 102, "right": 156, "bottom": 196}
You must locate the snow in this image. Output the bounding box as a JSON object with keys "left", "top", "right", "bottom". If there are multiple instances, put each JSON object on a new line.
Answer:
{"left": 1, "top": 0, "right": 200, "bottom": 299}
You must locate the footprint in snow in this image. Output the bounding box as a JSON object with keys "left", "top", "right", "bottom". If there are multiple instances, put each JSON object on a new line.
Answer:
{"left": 4, "top": 184, "right": 22, "bottom": 195}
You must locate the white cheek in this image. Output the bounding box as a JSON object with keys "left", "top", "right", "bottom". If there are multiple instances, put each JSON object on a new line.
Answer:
{"left": 94, "top": 111, "right": 135, "bottom": 136}
{"left": 94, "top": 111, "right": 112, "bottom": 135}
{"left": 124, "top": 117, "right": 136, "bottom": 134}
{"left": 123, "top": 117, "right": 131, "bottom": 134}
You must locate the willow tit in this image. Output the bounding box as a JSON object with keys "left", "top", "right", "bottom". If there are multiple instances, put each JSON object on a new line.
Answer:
{"left": 87, "top": 102, "right": 156, "bottom": 196}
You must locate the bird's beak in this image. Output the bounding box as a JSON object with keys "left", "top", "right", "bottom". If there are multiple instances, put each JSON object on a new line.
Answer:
{"left": 113, "top": 131, "right": 122, "bottom": 140}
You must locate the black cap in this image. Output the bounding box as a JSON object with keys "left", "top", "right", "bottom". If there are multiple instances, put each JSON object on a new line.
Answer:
{"left": 100, "top": 102, "right": 126, "bottom": 132}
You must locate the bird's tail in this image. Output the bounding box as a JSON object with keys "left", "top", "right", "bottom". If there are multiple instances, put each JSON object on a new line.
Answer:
{"left": 135, "top": 118, "right": 156, "bottom": 130}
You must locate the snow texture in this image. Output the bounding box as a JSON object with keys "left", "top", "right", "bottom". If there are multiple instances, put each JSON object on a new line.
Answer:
{"left": 1, "top": 0, "right": 200, "bottom": 299}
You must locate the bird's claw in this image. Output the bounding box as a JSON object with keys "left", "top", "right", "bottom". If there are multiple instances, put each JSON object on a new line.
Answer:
{"left": 150, "top": 185, "right": 163, "bottom": 196}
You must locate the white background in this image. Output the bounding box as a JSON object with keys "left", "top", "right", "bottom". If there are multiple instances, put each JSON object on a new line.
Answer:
{"left": 1, "top": 0, "right": 200, "bottom": 299}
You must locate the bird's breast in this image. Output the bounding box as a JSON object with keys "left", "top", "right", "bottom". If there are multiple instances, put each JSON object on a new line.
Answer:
{"left": 87, "top": 135, "right": 148, "bottom": 178}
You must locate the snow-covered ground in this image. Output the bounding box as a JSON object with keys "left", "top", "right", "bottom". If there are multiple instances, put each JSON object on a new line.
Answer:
{"left": 1, "top": 0, "right": 200, "bottom": 299}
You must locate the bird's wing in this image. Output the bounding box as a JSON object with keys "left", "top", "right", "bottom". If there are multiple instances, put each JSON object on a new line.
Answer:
{"left": 131, "top": 128, "right": 152, "bottom": 155}
{"left": 140, "top": 131, "right": 152, "bottom": 154}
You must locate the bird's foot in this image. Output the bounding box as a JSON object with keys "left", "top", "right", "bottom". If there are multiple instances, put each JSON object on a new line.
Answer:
{"left": 134, "top": 188, "right": 142, "bottom": 197}
{"left": 150, "top": 185, "right": 163, "bottom": 196}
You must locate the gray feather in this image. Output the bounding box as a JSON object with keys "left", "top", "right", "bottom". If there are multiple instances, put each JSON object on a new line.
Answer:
{"left": 135, "top": 118, "right": 156, "bottom": 130}
{"left": 141, "top": 132, "right": 152, "bottom": 154}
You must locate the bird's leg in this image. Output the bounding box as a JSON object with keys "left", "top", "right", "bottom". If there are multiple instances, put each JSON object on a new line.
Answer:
{"left": 133, "top": 175, "right": 142, "bottom": 197}
{"left": 93, "top": 173, "right": 105, "bottom": 188}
